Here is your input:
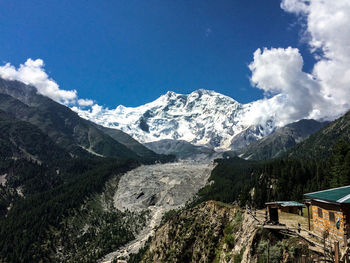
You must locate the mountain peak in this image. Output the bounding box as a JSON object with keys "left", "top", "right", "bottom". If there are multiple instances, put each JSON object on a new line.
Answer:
{"left": 73, "top": 88, "right": 270, "bottom": 150}
{"left": 192, "top": 89, "right": 215, "bottom": 95}
{"left": 165, "top": 90, "right": 177, "bottom": 97}
{"left": 162, "top": 89, "right": 216, "bottom": 98}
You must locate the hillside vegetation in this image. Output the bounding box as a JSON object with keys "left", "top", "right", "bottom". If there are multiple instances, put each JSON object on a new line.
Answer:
{"left": 0, "top": 78, "right": 174, "bottom": 262}
{"left": 0, "top": 157, "right": 140, "bottom": 262}
{"left": 237, "top": 119, "right": 328, "bottom": 160}
{"left": 288, "top": 111, "right": 350, "bottom": 160}
{"left": 196, "top": 110, "right": 350, "bottom": 208}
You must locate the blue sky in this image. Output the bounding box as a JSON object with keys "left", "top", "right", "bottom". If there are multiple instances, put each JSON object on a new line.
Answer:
{"left": 0, "top": 0, "right": 314, "bottom": 108}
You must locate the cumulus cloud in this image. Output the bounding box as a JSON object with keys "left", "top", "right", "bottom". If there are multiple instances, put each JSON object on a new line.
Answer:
{"left": 0, "top": 59, "right": 77, "bottom": 104}
{"left": 245, "top": 0, "right": 350, "bottom": 126}
{"left": 72, "top": 104, "right": 103, "bottom": 116}
{"left": 245, "top": 47, "right": 328, "bottom": 126}
{"left": 78, "top": 98, "right": 94, "bottom": 107}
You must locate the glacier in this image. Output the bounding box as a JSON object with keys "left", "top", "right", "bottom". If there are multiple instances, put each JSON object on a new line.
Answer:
{"left": 73, "top": 89, "right": 275, "bottom": 151}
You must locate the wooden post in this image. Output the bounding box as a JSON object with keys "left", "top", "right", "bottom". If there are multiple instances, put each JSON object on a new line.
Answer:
{"left": 344, "top": 212, "right": 347, "bottom": 247}
{"left": 334, "top": 241, "right": 340, "bottom": 263}
{"left": 301, "top": 254, "right": 307, "bottom": 263}
{"left": 341, "top": 205, "right": 348, "bottom": 247}
{"left": 307, "top": 202, "right": 311, "bottom": 231}
{"left": 324, "top": 235, "right": 327, "bottom": 263}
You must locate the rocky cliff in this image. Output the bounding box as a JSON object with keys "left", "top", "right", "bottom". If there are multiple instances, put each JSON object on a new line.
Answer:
{"left": 140, "top": 201, "right": 256, "bottom": 263}
{"left": 139, "top": 201, "right": 313, "bottom": 263}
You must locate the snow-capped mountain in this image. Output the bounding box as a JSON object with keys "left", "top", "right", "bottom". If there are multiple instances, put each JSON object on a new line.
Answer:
{"left": 73, "top": 89, "right": 275, "bottom": 151}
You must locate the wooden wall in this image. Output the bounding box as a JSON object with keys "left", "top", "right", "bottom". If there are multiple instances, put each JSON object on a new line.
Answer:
{"left": 279, "top": 206, "right": 300, "bottom": 215}
{"left": 311, "top": 201, "right": 345, "bottom": 244}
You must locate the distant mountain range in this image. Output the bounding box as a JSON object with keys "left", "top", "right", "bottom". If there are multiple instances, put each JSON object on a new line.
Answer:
{"left": 0, "top": 78, "right": 335, "bottom": 162}
{"left": 0, "top": 77, "right": 177, "bottom": 261}
{"left": 145, "top": 118, "right": 329, "bottom": 161}
{"left": 72, "top": 88, "right": 336, "bottom": 160}
{"left": 74, "top": 89, "right": 275, "bottom": 151}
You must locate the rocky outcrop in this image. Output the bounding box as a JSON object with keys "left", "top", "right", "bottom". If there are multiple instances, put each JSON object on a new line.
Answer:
{"left": 139, "top": 201, "right": 313, "bottom": 263}
{"left": 140, "top": 201, "right": 256, "bottom": 263}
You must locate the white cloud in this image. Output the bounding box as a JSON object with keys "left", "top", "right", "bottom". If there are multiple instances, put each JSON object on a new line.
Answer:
{"left": 0, "top": 59, "right": 77, "bottom": 104}
{"left": 0, "top": 58, "right": 107, "bottom": 122}
{"left": 244, "top": 0, "right": 350, "bottom": 126}
{"left": 245, "top": 47, "right": 328, "bottom": 126}
{"left": 280, "top": 0, "right": 308, "bottom": 14}
{"left": 72, "top": 103, "right": 105, "bottom": 120}
{"left": 78, "top": 98, "right": 94, "bottom": 107}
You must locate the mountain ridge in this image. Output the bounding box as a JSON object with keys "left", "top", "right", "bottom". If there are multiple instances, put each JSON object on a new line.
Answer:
{"left": 74, "top": 89, "right": 275, "bottom": 151}
{"left": 0, "top": 77, "right": 165, "bottom": 160}
{"left": 0, "top": 109, "right": 69, "bottom": 164}
{"left": 287, "top": 110, "right": 350, "bottom": 160}
{"left": 235, "top": 119, "right": 329, "bottom": 160}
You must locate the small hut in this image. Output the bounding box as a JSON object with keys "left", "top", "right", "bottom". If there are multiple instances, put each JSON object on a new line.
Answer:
{"left": 266, "top": 201, "right": 305, "bottom": 224}
{"left": 304, "top": 185, "right": 350, "bottom": 246}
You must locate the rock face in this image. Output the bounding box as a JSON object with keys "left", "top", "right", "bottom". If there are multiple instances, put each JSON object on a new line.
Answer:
{"left": 140, "top": 202, "right": 314, "bottom": 263}
{"left": 74, "top": 89, "right": 275, "bottom": 151}
{"left": 140, "top": 201, "right": 257, "bottom": 263}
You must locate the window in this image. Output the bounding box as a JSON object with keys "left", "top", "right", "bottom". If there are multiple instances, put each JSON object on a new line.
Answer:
{"left": 329, "top": 212, "right": 335, "bottom": 222}
{"left": 318, "top": 208, "right": 323, "bottom": 218}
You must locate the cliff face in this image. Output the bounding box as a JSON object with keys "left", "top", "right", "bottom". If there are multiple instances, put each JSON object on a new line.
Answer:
{"left": 140, "top": 201, "right": 257, "bottom": 263}
{"left": 139, "top": 201, "right": 313, "bottom": 263}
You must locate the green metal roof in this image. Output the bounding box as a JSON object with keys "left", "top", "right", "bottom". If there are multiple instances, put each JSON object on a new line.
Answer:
{"left": 304, "top": 185, "right": 350, "bottom": 204}
{"left": 265, "top": 201, "right": 305, "bottom": 207}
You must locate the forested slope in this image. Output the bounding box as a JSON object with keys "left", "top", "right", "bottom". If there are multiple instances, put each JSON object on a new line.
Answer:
{"left": 196, "top": 111, "right": 350, "bottom": 208}
{"left": 0, "top": 78, "right": 174, "bottom": 262}
{"left": 288, "top": 111, "right": 350, "bottom": 160}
